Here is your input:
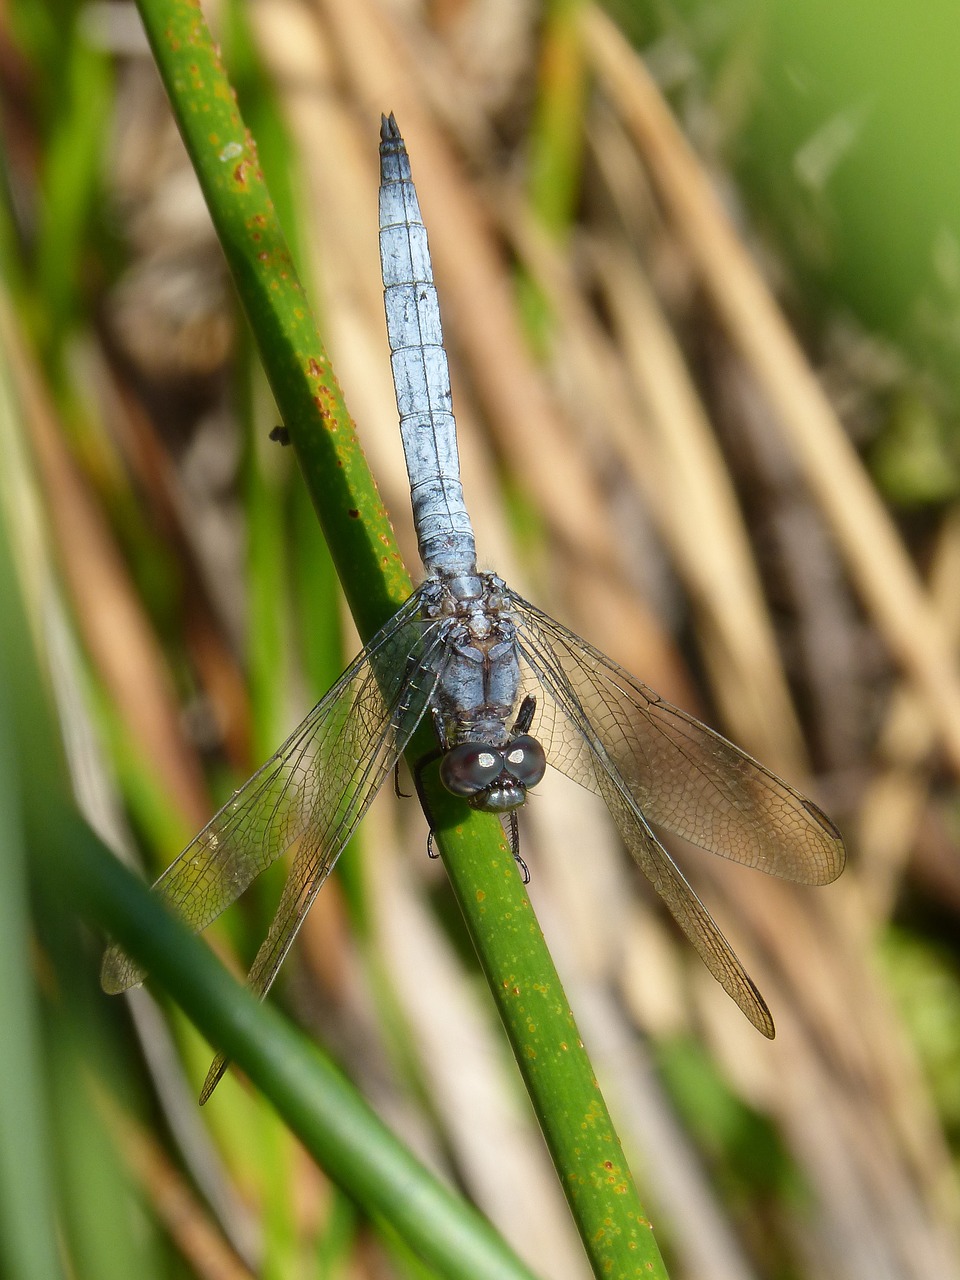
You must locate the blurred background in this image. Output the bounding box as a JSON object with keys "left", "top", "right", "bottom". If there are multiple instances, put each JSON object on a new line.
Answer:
{"left": 3, "top": 0, "right": 960, "bottom": 1276}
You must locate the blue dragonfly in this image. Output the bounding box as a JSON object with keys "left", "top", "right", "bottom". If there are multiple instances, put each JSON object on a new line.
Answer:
{"left": 103, "top": 115, "right": 845, "bottom": 1101}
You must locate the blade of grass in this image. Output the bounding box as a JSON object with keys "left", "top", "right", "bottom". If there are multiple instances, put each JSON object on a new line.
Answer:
{"left": 127, "top": 0, "right": 670, "bottom": 1272}
{"left": 519, "top": 0, "right": 587, "bottom": 350}
{"left": 33, "top": 9, "right": 112, "bottom": 364}
{"left": 527, "top": 0, "right": 588, "bottom": 239}
{"left": 98, "top": 1095, "right": 257, "bottom": 1278}
{"left": 0, "top": 649, "right": 65, "bottom": 1280}
{"left": 45, "top": 1017, "right": 147, "bottom": 1280}
{"left": 241, "top": 345, "right": 293, "bottom": 763}
{"left": 0, "top": 279, "right": 69, "bottom": 1280}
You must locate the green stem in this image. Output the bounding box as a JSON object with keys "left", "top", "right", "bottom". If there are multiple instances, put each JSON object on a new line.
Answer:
{"left": 131, "top": 0, "right": 670, "bottom": 1273}
{"left": 425, "top": 783, "right": 666, "bottom": 1276}
{"left": 136, "top": 0, "right": 408, "bottom": 638}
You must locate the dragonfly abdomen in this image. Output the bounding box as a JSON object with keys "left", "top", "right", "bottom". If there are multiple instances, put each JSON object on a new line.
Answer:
{"left": 379, "top": 113, "right": 477, "bottom": 575}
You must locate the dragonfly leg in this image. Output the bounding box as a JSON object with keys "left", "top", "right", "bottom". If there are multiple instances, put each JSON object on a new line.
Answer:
{"left": 269, "top": 425, "right": 290, "bottom": 445}
{"left": 410, "top": 707, "right": 446, "bottom": 858}
{"left": 393, "top": 761, "right": 411, "bottom": 799}
{"left": 394, "top": 654, "right": 436, "bottom": 801}
{"left": 505, "top": 810, "right": 531, "bottom": 883}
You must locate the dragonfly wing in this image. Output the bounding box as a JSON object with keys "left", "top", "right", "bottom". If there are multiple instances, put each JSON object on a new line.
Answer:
{"left": 198, "top": 807, "right": 374, "bottom": 1101}
{"left": 595, "top": 765, "right": 774, "bottom": 1036}
{"left": 101, "top": 591, "right": 438, "bottom": 993}
{"left": 513, "top": 594, "right": 844, "bottom": 886}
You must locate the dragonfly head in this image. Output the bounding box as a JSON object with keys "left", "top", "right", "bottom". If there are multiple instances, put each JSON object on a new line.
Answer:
{"left": 439, "top": 734, "right": 547, "bottom": 813}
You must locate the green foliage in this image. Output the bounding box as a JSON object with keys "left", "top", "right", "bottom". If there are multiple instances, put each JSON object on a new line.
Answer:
{"left": 879, "top": 926, "right": 960, "bottom": 1152}
{"left": 609, "top": 0, "right": 960, "bottom": 486}
{"left": 657, "top": 1037, "right": 806, "bottom": 1205}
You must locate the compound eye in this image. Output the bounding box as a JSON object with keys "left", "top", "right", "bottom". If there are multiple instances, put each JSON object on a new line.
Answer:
{"left": 503, "top": 735, "right": 546, "bottom": 788}
{"left": 440, "top": 743, "right": 504, "bottom": 797}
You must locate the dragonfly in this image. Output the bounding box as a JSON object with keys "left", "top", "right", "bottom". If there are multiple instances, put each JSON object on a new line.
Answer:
{"left": 102, "top": 114, "right": 845, "bottom": 1102}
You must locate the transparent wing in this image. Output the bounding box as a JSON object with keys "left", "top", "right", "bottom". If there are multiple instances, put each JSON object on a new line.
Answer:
{"left": 513, "top": 594, "right": 844, "bottom": 886}
{"left": 512, "top": 593, "right": 845, "bottom": 1035}
{"left": 101, "top": 590, "right": 439, "bottom": 995}
{"left": 593, "top": 765, "right": 774, "bottom": 1036}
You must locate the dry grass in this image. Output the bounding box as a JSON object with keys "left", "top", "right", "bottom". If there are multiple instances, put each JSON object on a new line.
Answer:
{"left": 4, "top": 1, "right": 960, "bottom": 1276}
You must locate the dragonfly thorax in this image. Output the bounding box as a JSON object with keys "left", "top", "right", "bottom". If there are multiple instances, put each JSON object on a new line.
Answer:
{"left": 424, "top": 577, "right": 524, "bottom": 736}
{"left": 421, "top": 570, "right": 511, "bottom": 616}
{"left": 420, "top": 571, "right": 546, "bottom": 812}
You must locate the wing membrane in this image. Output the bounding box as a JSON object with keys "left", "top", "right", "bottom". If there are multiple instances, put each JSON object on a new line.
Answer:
{"left": 514, "top": 595, "right": 844, "bottom": 886}
{"left": 595, "top": 767, "right": 774, "bottom": 1036}
{"left": 511, "top": 600, "right": 787, "bottom": 1033}
{"left": 101, "top": 592, "right": 438, "bottom": 995}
